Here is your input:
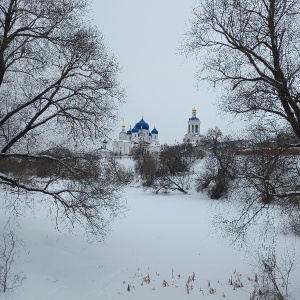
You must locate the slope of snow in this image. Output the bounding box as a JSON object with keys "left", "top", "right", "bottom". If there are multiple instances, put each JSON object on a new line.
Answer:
{"left": 0, "top": 167, "right": 299, "bottom": 299}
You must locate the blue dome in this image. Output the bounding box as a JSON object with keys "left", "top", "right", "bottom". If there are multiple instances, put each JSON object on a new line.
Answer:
{"left": 131, "top": 127, "right": 138, "bottom": 133}
{"left": 134, "top": 117, "right": 149, "bottom": 130}
{"left": 189, "top": 117, "right": 199, "bottom": 121}
{"left": 127, "top": 129, "right": 132, "bottom": 135}
{"left": 151, "top": 127, "right": 158, "bottom": 134}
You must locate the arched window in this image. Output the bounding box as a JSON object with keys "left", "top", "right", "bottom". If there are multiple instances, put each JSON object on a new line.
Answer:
{"left": 195, "top": 125, "right": 199, "bottom": 133}
{"left": 192, "top": 125, "right": 194, "bottom": 133}
{"left": 188, "top": 125, "right": 190, "bottom": 133}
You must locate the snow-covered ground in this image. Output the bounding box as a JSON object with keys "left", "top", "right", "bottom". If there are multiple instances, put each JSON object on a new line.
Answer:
{"left": 0, "top": 158, "right": 299, "bottom": 299}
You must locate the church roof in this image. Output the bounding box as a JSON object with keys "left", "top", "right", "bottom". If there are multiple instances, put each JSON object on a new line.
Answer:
{"left": 151, "top": 127, "right": 158, "bottom": 134}
{"left": 121, "top": 116, "right": 158, "bottom": 136}
{"left": 126, "top": 126, "right": 132, "bottom": 135}
{"left": 134, "top": 117, "right": 149, "bottom": 130}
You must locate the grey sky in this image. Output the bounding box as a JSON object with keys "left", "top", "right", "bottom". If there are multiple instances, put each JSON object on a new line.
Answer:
{"left": 91, "top": 0, "right": 239, "bottom": 144}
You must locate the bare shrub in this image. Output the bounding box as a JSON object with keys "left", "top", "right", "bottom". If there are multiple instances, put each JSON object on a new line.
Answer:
{"left": 250, "top": 240, "right": 299, "bottom": 300}
{"left": 0, "top": 225, "right": 26, "bottom": 293}
{"left": 0, "top": 147, "right": 102, "bottom": 181}
{"left": 131, "top": 144, "right": 158, "bottom": 187}
{"left": 196, "top": 127, "right": 237, "bottom": 199}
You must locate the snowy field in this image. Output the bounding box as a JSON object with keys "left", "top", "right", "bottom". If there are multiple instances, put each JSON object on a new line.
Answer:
{"left": 0, "top": 158, "right": 300, "bottom": 300}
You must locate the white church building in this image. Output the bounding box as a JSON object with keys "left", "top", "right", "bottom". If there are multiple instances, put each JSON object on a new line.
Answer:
{"left": 183, "top": 107, "right": 204, "bottom": 145}
{"left": 113, "top": 117, "right": 160, "bottom": 155}
{"left": 113, "top": 107, "right": 203, "bottom": 155}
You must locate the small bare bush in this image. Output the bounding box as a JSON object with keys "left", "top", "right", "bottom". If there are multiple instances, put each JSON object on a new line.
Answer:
{"left": 0, "top": 226, "right": 26, "bottom": 293}
{"left": 250, "top": 240, "right": 299, "bottom": 300}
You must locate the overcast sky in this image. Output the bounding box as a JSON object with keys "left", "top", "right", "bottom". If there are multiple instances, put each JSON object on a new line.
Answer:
{"left": 91, "top": 0, "right": 241, "bottom": 144}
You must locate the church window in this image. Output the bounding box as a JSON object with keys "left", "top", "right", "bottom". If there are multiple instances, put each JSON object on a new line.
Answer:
{"left": 192, "top": 125, "right": 194, "bottom": 133}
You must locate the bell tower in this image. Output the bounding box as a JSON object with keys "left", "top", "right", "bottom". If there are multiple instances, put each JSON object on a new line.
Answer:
{"left": 183, "top": 107, "right": 202, "bottom": 144}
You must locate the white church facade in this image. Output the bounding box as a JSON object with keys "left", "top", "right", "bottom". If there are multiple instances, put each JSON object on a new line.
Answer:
{"left": 113, "top": 117, "right": 160, "bottom": 155}
{"left": 183, "top": 107, "right": 204, "bottom": 145}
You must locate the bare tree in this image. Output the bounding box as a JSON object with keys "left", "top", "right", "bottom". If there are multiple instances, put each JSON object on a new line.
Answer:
{"left": 159, "top": 144, "right": 192, "bottom": 176}
{"left": 196, "top": 127, "right": 237, "bottom": 199}
{"left": 132, "top": 144, "right": 195, "bottom": 194}
{"left": 215, "top": 125, "right": 300, "bottom": 240}
{"left": 153, "top": 171, "right": 193, "bottom": 194}
{"left": 131, "top": 144, "right": 158, "bottom": 187}
{"left": 183, "top": 0, "right": 300, "bottom": 142}
{"left": 0, "top": 0, "right": 127, "bottom": 239}
{"left": 153, "top": 144, "right": 195, "bottom": 194}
